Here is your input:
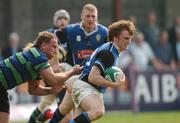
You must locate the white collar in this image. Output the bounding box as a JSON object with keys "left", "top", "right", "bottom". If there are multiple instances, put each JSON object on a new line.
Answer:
{"left": 80, "top": 22, "right": 98, "bottom": 36}
{"left": 113, "top": 43, "right": 121, "bottom": 53}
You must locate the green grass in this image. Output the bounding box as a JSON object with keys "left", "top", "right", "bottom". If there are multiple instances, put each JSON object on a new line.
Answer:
{"left": 11, "top": 111, "right": 180, "bottom": 123}
{"left": 94, "top": 111, "right": 180, "bottom": 123}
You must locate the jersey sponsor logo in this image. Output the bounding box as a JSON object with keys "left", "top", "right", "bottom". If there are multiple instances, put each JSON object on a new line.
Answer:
{"left": 96, "top": 34, "right": 101, "bottom": 42}
{"left": 76, "top": 35, "right": 81, "bottom": 42}
{"left": 77, "top": 50, "right": 94, "bottom": 59}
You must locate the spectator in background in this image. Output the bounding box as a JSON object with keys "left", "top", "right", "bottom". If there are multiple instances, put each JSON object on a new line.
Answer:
{"left": 0, "top": 48, "right": 3, "bottom": 61}
{"left": 168, "top": 16, "right": 180, "bottom": 58}
{"left": 1, "top": 32, "right": 22, "bottom": 59}
{"left": 1, "top": 32, "right": 22, "bottom": 105}
{"left": 175, "top": 30, "right": 180, "bottom": 68}
{"left": 128, "top": 32, "right": 163, "bottom": 71}
{"left": 48, "top": 9, "right": 70, "bottom": 50}
{"left": 143, "top": 11, "right": 160, "bottom": 50}
{"left": 129, "top": 15, "right": 140, "bottom": 32}
{"left": 154, "top": 30, "right": 176, "bottom": 70}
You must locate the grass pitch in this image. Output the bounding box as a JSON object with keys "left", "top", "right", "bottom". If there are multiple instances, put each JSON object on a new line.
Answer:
{"left": 11, "top": 110, "right": 180, "bottom": 123}
{"left": 94, "top": 111, "right": 180, "bottom": 123}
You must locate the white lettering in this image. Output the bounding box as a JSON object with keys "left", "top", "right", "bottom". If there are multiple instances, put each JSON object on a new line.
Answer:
{"left": 162, "top": 74, "right": 177, "bottom": 103}
{"left": 152, "top": 75, "right": 160, "bottom": 103}
{"left": 135, "top": 75, "right": 151, "bottom": 103}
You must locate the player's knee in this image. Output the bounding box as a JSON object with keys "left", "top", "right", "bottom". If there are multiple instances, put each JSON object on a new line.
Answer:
{"left": 59, "top": 104, "right": 71, "bottom": 114}
{"left": 94, "top": 109, "right": 105, "bottom": 118}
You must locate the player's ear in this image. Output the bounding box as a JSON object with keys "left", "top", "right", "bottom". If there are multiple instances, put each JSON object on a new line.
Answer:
{"left": 81, "top": 11, "right": 84, "bottom": 20}
{"left": 81, "top": 14, "right": 83, "bottom": 20}
{"left": 40, "top": 42, "right": 47, "bottom": 50}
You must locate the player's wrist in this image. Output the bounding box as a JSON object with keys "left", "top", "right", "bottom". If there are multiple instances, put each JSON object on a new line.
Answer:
{"left": 45, "top": 88, "right": 52, "bottom": 95}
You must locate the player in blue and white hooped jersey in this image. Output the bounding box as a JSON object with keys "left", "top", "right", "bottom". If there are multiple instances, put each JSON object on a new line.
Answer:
{"left": 49, "top": 20, "right": 135, "bottom": 123}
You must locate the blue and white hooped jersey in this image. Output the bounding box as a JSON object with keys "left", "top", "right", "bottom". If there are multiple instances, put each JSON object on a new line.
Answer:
{"left": 79, "top": 42, "right": 120, "bottom": 93}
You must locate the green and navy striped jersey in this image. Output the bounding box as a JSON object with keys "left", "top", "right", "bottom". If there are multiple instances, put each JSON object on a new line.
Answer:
{"left": 0, "top": 47, "right": 50, "bottom": 90}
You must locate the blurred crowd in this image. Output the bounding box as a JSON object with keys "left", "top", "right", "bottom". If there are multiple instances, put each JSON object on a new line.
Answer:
{"left": 118, "top": 12, "right": 180, "bottom": 71}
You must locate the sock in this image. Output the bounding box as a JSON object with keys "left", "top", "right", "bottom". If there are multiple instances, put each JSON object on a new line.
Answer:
{"left": 49, "top": 108, "right": 65, "bottom": 123}
{"left": 69, "top": 120, "right": 76, "bottom": 123}
{"left": 69, "top": 112, "right": 90, "bottom": 123}
{"left": 28, "top": 107, "right": 41, "bottom": 123}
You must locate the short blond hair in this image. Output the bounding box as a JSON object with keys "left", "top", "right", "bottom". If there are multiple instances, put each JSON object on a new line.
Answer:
{"left": 82, "top": 4, "right": 97, "bottom": 14}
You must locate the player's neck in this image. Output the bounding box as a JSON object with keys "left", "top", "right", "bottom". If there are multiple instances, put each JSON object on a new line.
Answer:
{"left": 83, "top": 26, "right": 95, "bottom": 33}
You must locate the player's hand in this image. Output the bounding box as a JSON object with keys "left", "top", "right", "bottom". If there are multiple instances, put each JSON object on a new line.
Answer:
{"left": 114, "top": 74, "right": 126, "bottom": 87}
{"left": 72, "top": 65, "right": 83, "bottom": 75}
{"left": 64, "top": 75, "right": 79, "bottom": 94}
{"left": 62, "top": 83, "right": 72, "bottom": 94}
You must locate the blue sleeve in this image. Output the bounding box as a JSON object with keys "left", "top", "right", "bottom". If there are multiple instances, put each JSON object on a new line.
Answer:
{"left": 93, "top": 50, "right": 114, "bottom": 75}
{"left": 55, "top": 28, "right": 68, "bottom": 43}
{"left": 33, "top": 55, "right": 50, "bottom": 73}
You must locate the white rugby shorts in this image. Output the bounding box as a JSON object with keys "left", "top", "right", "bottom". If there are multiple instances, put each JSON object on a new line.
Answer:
{"left": 71, "top": 79, "right": 103, "bottom": 108}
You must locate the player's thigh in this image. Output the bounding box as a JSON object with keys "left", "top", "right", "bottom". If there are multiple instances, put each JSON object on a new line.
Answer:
{"left": 66, "top": 75, "right": 79, "bottom": 84}
{"left": 59, "top": 92, "right": 74, "bottom": 114}
{"left": 0, "top": 112, "right": 9, "bottom": 123}
{"left": 80, "top": 94, "right": 104, "bottom": 112}
{"left": 73, "top": 108, "right": 84, "bottom": 118}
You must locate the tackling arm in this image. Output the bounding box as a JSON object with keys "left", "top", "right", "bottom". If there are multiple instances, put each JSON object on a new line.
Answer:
{"left": 28, "top": 80, "right": 53, "bottom": 95}
{"left": 40, "top": 65, "right": 83, "bottom": 86}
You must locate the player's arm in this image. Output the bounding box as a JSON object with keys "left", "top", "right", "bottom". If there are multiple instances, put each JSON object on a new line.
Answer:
{"left": 28, "top": 79, "right": 53, "bottom": 95}
{"left": 88, "top": 50, "right": 125, "bottom": 88}
{"left": 40, "top": 65, "right": 83, "bottom": 86}
{"left": 89, "top": 66, "right": 117, "bottom": 87}
{"left": 28, "top": 79, "right": 64, "bottom": 95}
{"left": 88, "top": 50, "right": 116, "bottom": 87}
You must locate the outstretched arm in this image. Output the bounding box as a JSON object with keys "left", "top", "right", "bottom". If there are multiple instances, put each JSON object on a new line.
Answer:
{"left": 40, "top": 65, "right": 83, "bottom": 86}
{"left": 28, "top": 79, "right": 66, "bottom": 95}
{"left": 28, "top": 80, "right": 53, "bottom": 95}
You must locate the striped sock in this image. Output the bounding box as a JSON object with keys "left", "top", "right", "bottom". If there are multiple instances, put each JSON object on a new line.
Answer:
{"left": 28, "top": 107, "right": 41, "bottom": 123}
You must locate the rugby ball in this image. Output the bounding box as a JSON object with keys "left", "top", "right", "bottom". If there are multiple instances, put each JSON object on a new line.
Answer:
{"left": 105, "top": 66, "right": 124, "bottom": 82}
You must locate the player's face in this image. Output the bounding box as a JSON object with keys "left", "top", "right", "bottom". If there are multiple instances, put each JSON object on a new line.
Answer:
{"left": 42, "top": 36, "right": 58, "bottom": 59}
{"left": 115, "top": 30, "right": 132, "bottom": 51}
{"left": 56, "top": 17, "right": 69, "bottom": 29}
{"left": 81, "top": 9, "right": 97, "bottom": 31}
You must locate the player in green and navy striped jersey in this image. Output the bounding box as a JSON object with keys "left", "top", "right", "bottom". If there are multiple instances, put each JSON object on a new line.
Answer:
{"left": 0, "top": 31, "right": 83, "bottom": 123}
{"left": 0, "top": 47, "right": 50, "bottom": 90}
